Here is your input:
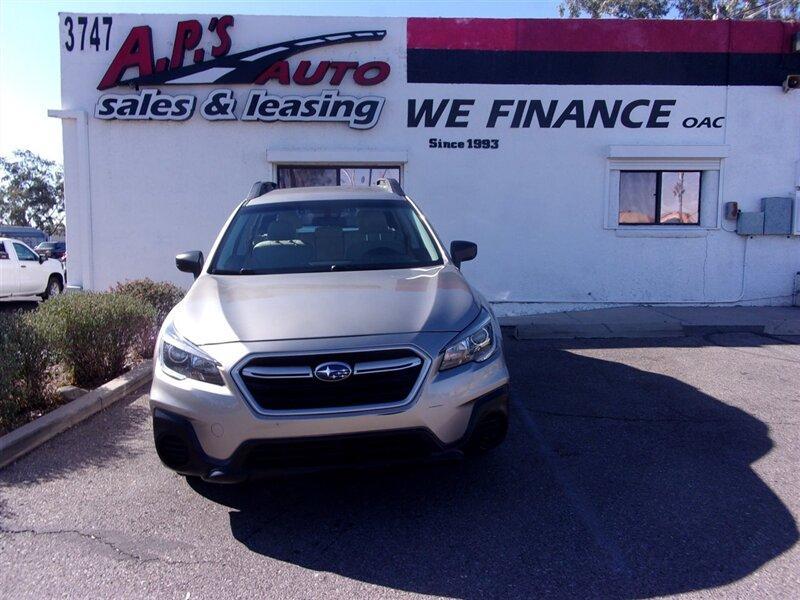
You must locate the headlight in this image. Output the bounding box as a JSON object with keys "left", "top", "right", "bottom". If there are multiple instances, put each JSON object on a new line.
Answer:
{"left": 160, "top": 321, "right": 224, "bottom": 385}
{"left": 440, "top": 309, "right": 497, "bottom": 371}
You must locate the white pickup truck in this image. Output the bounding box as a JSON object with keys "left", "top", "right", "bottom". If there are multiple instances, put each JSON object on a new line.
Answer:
{"left": 0, "top": 237, "right": 65, "bottom": 300}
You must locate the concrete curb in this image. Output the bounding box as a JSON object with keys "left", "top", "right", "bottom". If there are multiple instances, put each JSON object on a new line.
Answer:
{"left": 507, "top": 306, "right": 800, "bottom": 340}
{"left": 0, "top": 360, "right": 153, "bottom": 469}
{"left": 513, "top": 323, "right": 781, "bottom": 340}
{"left": 514, "top": 323, "right": 683, "bottom": 340}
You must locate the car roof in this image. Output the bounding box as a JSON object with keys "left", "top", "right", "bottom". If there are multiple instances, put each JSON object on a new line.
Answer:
{"left": 246, "top": 185, "right": 404, "bottom": 206}
{"left": 0, "top": 225, "right": 44, "bottom": 233}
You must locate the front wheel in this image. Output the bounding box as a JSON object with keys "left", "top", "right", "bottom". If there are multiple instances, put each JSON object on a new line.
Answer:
{"left": 40, "top": 275, "right": 63, "bottom": 300}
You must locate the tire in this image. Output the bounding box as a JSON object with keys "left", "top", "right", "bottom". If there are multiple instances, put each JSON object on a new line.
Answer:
{"left": 40, "top": 275, "right": 63, "bottom": 301}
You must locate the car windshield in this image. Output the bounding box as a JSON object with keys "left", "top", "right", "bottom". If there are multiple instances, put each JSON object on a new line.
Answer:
{"left": 209, "top": 199, "right": 443, "bottom": 275}
{"left": 37, "top": 243, "right": 58, "bottom": 250}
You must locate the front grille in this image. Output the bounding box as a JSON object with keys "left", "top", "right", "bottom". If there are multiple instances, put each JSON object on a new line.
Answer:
{"left": 236, "top": 348, "right": 427, "bottom": 413}
{"left": 244, "top": 429, "right": 440, "bottom": 470}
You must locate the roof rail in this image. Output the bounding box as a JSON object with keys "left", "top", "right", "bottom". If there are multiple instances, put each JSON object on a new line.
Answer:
{"left": 376, "top": 178, "right": 405, "bottom": 197}
{"left": 246, "top": 180, "right": 277, "bottom": 200}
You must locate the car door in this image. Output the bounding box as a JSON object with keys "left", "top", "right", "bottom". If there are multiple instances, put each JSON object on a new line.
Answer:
{"left": 0, "top": 241, "right": 20, "bottom": 297}
{"left": 12, "top": 241, "right": 43, "bottom": 294}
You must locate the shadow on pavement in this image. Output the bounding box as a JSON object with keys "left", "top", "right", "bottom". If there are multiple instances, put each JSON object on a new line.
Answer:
{"left": 507, "top": 329, "right": 800, "bottom": 349}
{"left": 190, "top": 338, "right": 798, "bottom": 598}
{"left": 0, "top": 300, "right": 38, "bottom": 313}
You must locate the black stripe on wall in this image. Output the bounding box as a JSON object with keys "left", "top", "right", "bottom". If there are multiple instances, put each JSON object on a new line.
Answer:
{"left": 407, "top": 49, "right": 800, "bottom": 86}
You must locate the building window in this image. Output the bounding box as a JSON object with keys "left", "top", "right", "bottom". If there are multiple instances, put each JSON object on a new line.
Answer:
{"left": 619, "top": 171, "right": 701, "bottom": 225}
{"left": 277, "top": 165, "right": 401, "bottom": 188}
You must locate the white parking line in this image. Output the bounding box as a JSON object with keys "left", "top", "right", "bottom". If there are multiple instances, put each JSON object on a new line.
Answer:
{"left": 512, "top": 395, "right": 632, "bottom": 577}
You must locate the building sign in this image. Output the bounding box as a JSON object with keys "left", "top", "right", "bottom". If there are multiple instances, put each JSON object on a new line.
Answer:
{"left": 84, "top": 16, "right": 800, "bottom": 133}
{"left": 93, "top": 16, "right": 389, "bottom": 128}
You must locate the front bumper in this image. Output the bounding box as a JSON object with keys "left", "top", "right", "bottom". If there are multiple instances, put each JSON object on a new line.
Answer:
{"left": 152, "top": 384, "right": 509, "bottom": 482}
{"left": 152, "top": 331, "right": 509, "bottom": 447}
{"left": 149, "top": 331, "right": 510, "bottom": 479}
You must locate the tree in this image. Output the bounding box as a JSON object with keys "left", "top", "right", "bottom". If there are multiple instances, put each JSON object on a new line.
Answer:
{"left": 560, "top": 0, "right": 800, "bottom": 19}
{"left": 0, "top": 150, "right": 65, "bottom": 236}
{"left": 559, "top": 0, "right": 670, "bottom": 18}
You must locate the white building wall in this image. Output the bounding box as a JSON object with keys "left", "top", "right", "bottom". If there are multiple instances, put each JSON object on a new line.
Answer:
{"left": 54, "top": 14, "right": 800, "bottom": 314}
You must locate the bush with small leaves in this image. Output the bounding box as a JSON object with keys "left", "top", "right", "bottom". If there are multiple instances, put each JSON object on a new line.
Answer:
{"left": 33, "top": 292, "right": 156, "bottom": 388}
{"left": 0, "top": 311, "right": 55, "bottom": 433}
{"left": 111, "top": 279, "right": 185, "bottom": 356}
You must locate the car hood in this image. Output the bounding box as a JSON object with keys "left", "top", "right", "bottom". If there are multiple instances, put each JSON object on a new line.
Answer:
{"left": 174, "top": 265, "right": 481, "bottom": 345}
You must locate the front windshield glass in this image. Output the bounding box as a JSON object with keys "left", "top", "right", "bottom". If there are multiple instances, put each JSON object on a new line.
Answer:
{"left": 209, "top": 199, "right": 443, "bottom": 275}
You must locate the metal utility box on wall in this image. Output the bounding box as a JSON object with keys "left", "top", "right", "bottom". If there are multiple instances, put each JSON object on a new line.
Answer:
{"left": 737, "top": 211, "right": 765, "bottom": 235}
{"left": 736, "top": 197, "right": 794, "bottom": 235}
{"left": 795, "top": 272, "right": 800, "bottom": 307}
{"left": 795, "top": 273, "right": 800, "bottom": 307}
{"left": 762, "top": 197, "right": 793, "bottom": 235}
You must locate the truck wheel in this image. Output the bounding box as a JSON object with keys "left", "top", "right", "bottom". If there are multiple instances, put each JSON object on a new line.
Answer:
{"left": 40, "top": 275, "right": 63, "bottom": 300}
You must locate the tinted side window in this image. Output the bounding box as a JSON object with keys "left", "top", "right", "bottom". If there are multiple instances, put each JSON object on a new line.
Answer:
{"left": 13, "top": 243, "right": 38, "bottom": 261}
{"left": 0, "top": 242, "right": 8, "bottom": 259}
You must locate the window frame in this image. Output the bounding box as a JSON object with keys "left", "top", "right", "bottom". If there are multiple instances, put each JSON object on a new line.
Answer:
{"left": 12, "top": 242, "right": 39, "bottom": 261}
{"left": 604, "top": 146, "right": 728, "bottom": 235}
{"left": 276, "top": 164, "right": 402, "bottom": 189}
{"left": 619, "top": 169, "right": 703, "bottom": 227}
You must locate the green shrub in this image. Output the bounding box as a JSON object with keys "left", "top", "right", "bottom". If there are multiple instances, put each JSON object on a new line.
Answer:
{"left": 0, "top": 311, "right": 55, "bottom": 433}
{"left": 111, "top": 279, "right": 184, "bottom": 356}
{"left": 33, "top": 292, "right": 156, "bottom": 388}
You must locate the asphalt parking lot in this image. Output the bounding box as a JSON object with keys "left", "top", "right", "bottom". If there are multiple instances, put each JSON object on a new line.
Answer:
{"left": 1, "top": 331, "right": 799, "bottom": 599}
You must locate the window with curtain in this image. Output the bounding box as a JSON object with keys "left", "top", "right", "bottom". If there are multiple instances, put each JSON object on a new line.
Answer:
{"left": 277, "top": 166, "right": 401, "bottom": 189}
{"left": 619, "top": 171, "right": 701, "bottom": 225}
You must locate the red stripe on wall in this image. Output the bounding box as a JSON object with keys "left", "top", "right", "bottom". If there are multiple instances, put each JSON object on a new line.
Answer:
{"left": 407, "top": 18, "right": 800, "bottom": 55}
{"left": 729, "top": 20, "right": 799, "bottom": 53}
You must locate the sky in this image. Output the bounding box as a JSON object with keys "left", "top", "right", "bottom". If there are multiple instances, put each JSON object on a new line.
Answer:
{"left": 0, "top": 0, "right": 562, "bottom": 164}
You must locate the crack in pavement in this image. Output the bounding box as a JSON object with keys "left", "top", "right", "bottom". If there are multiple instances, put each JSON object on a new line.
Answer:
{"left": 0, "top": 526, "right": 224, "bottom": 567}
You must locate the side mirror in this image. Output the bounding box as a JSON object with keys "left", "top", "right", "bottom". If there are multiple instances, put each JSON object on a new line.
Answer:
{"left": 449, "top": 240, "right": 477, "bottom": 268}
{"left": 176, "top": 251, "right": 204, "bottom": 279}
{"left": 38, "top": 254, "right": 46, "bottom": 264}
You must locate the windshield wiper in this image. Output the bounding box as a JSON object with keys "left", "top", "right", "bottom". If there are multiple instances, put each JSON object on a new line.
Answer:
{"left": 208, "top": 268, "right": 256, "bottom": 275}
{"left": 209, "top": 269, "right": 238, "bottom": 275}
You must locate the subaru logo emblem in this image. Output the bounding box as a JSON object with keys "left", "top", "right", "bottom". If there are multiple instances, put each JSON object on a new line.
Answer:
{"left": 314, "top": 361, "right": 352, "bottom": 382}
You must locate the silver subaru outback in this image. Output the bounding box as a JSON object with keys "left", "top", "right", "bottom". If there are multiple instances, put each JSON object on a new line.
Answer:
{"left": 150, "top": 179, "right": 510, "bottom": 482}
